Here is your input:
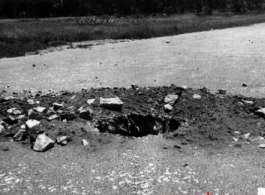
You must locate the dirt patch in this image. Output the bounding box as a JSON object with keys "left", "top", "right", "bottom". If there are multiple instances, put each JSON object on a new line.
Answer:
{"left": 1, "top": 85, "right": 265, "bottom": 150}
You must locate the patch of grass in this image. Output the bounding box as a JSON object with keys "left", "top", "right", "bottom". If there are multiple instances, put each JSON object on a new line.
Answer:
{"left": 1, "top": 12, "right": 265, "bottom": 58}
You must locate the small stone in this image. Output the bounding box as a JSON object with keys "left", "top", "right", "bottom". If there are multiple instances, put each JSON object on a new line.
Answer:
{"left": 13, "top": 110, "right": 21, "bottom": 115}
{"left": 138, "top": 92, "right": 144, "bottom": 95}
{"left": 7, "top": 108, "right": 17, "bottom": 114}
{"left": 26, "top": 120, "right": 41, "bottom": 130}
{"left": 33, "top": 134, "right": 55, "bottom": 152}
{"left": 48, "top": 114, "right": 59, "bottom": 121}
{"left": 193, "top": 94, "right": 201, "bottom": 99}
{"left": 164, "top": 94, "right": 178, "bottom": 105}
{"left": 17, "top": 115, "right": 26, "bottom": 120}
{"left": 53, "top": 103, "right": 64, "bottom": 110}
{"left": 82, "top": 139, "right": 89, "bottom": 146}
{"left": 87, "top": 99, "right": 95, "bottom": 105}
{"left": 243, "top": 100, "right": 253, "bottom": 104}
{"left": 243, "top": 133, "right": 251, "bottom": 140}
{"left": 0, "top": 125, "right": 5, "bottom": 134}
{"left": 13, "top": 130, "right": 27, "bottom": 141}
{"left": 164, "top": 104, "right": 173, "bottom": 112}
{"left": 78, "top": 107, "right": 93, "bottom": 120}
{"left": 259, "top": 144, "right": 265, "bottom": 148}
{"left": 233, "top": 137, "right": 239, "bottom": 142}
{"left": 233, "top": 131, "right": 241, "bottom": 135}
{"left": 242, "top": 83, "right": 247, "bottom": 87}
{"left": 100, "top": 97, "right": 123, "bottom": 111}
{"left": 27, "top": 99, "right": 34, "bottom": 105}
{"left": 166, "top": 40, "right": 170, "bottom": 43}
{"left": 4, "top": 96, "right": 15, "bottom": 101}
{"left": 34, "top": 106, "right": 46, "bottom": 113}
{"left": 61, "top": 140, "right": 68, "bottom": 146}
{"left": 56, "top": 136, "right": 70, "bottom": 144}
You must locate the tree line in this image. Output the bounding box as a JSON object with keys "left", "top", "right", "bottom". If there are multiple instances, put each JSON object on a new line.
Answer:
{"left": 0, "top": 0, "right": 264, "bottom": 18}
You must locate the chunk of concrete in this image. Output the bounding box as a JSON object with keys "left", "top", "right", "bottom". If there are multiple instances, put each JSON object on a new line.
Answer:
{"left": 82, "top": 139, "right": 89, "bottom": 146}
{"left": 33, "top": 134, "right": 55, "bottom": 152}
{"left": 87, "top": 99, "right": 95, "bottom": 105}
{"left": 34, "top": 106, "right": 46, "bottom": 113}
{"left": 164, "top": 104, "right": 173, "bottom": 112}
{"left": 193, "top": 94, "right": 202, "bottom": 99}
{"left": 26, "top": 120, "right": 41, "bottom": 130}
{"left": 164, "top": 94, "right": 178, "bottom": 105}
{"left": 100, "top": 97, "right": 123, "bottom": 111}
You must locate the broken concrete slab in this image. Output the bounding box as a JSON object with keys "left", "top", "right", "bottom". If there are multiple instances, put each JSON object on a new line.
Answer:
{"left": 164, "top": 94, "right": 178, "bottom": 105}
{"left": 33, "top": 134, "right": 55, "bottom": 152}
{"left": 100, "top": 97, "right": 123, "bottom": 111}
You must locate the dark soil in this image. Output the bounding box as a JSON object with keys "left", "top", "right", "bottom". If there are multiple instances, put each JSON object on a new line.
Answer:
{"left": 1, "top": 85, "right": 265, "bottom": 149}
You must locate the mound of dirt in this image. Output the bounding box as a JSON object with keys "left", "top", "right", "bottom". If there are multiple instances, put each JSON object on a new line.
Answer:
{"left": 1, "top": 85, "right": 265, "bottom": 150}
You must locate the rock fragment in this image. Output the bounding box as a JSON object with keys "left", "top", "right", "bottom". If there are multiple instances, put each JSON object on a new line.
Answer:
{"left": 259, "top": 144, "right": 265, "bottom": 148}
{"left": 100, "top": 97, "right": 123, "bottom": 111}
{"left": 56, "top": 136, "right": 70, "bottom": 145}
{"left": 53, "top": 103, "right": 64, "bottom": 110}
{"left": 0, "top": 125, "right": 5, "bottom": 134}
{"left": 48, "top": 114, "right": 59, "bottom": 121}
{"left": 78, "top": 107, "right": 93, "bottom": 120}
{"left": 27, "top": 99, "right": 34, "bottom": 105}
{"left": 254, "top": 108, "right": 265, "bottom": 117}
{"left": 258, "top": 188, "right": 265, "bottom": 195}
{"left": 164, "top": 94, "right": 178, "bottom": 105}
{"left": 33, "top": 134, "right": 55, "bottom": 152}
{"left": 82, "top": 139, "right": 89, "bottom": 146}
{"left": 26, "top": 119, "right": 41, "bottom": 130}
{"left": 34, "top": 106, "right": 46, "bottom": 113}
{"left": 164, "top": 104, "right": 173, "bottom": 112}
{"left": 87, "top": 99, "right": 95, "bottom": 105}
{"left": 193, "top": 94, "right": 201, "bottom": 99}
{"left": 243, "top": 100, "right": 253, "bottom": 104}
{"left": 3, "top": 116, "right": 18, "bottom": 125}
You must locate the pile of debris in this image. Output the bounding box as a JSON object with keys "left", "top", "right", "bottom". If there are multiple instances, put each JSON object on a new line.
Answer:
{"left": 1, "top": 85, "right": 265, "bottom": 152}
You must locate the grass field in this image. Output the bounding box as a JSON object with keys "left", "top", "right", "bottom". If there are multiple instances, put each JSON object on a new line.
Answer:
{"left": 1, "top": 12, "right": 265, "bottom": 58}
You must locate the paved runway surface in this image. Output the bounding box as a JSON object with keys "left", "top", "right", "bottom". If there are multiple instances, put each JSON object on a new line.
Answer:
{"left": 0, "top": 23, "right": 265, "bottom": 97}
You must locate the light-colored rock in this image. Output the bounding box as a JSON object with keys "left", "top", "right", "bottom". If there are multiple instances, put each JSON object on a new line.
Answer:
{"left": 13, "top": 110, "right": 21, "bottom": 115}
{"left": 255, "top": 108, "right": 265, "bottom": 117}
{"left": 259, "top": 144, "right": 265, "bottom": 148}
{"left": 164, "top": 104, "right": 173, "bottom": 112}
{"left": 0, "top": 125, "right": 5, "bottom": 134}
{"left": 243, "top": 100, "right": 253, "bottom": 104}
{"left": 258, "top": 188, "right": 265, "bottom": 195}
{"left": 48, "top": 114, "right": 59, "bottom": 121}
{"left": 181, "top": 86, "right": 187, "bottom": 90}
{"left": 33, "top": 134, "right": 55, "bottom": 152}
{"left": 164, "top": 94, "right": 178, "bottom": 105}
{"left": 27, "top": 99, "right": 34, "bottom": 105}
{"left": 193, "top": 94, "right": 201, "bottom": 99}
{"left": 82, "top": 139, "right": 89, "bottom": 146}
{"left": 13, "top": 130, "right": 27, "bottom": 141}
{"left": 34, "top": 106, "right": 46, "bottom": 113}
{"left": 233, "top": 131, "right": 241, "bottom": 135}
{"left": 56, "top": 136, "right": 69, "bottom": 144}
{"left": 7, "top": 108, "right": 17, "bottom": 114}
{"left": 100, "top": 97, "right": 123, "bottom": 110}
{"left": 243, "top": 133, "right": 251, "bottom": 140}
{"left": 17, "top": 115, "right": 26, "bottom": 119}
{"left": 4, "top": 96, "right": 15, "bottom": 100}
{"left": 233, "top": 137, "right": 239, "bottom": 142}
{"left": 61, "top": 140, "right": 68, "bottom": 146}
{"left": 26, "top": 119, "right": 41, "bottom": 129}
{"left": 87, "top": 98, "right": 95, "bottom": 105}
{"left": 21, "top": 124, "right": 26, "bottom": 129}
